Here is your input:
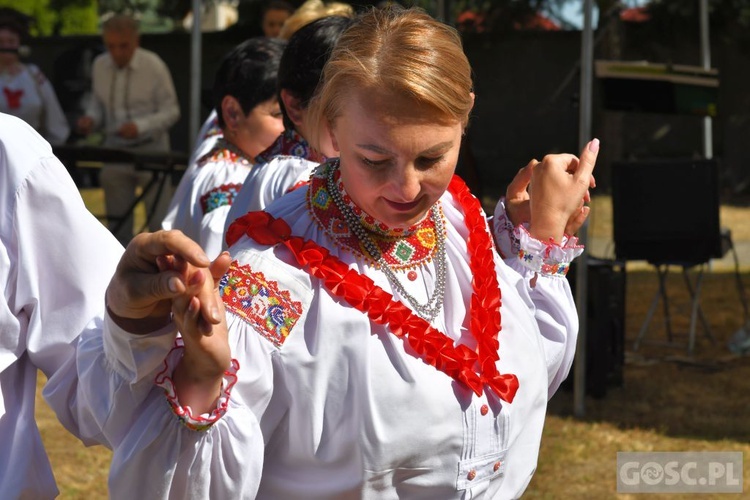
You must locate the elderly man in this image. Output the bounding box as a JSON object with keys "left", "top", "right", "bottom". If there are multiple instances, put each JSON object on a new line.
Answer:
{"left": 77, "top": 14, "right": 180, "bottom": 245}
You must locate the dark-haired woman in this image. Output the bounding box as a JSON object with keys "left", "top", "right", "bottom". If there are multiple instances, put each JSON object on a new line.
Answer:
{"left": 162, "top": 37, "right": 286, "bottom": 259}
{"left": 225, "top": 15, "right": 355, "bottom": 228}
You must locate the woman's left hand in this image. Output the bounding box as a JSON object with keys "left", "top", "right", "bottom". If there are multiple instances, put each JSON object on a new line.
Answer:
{"left": 505, "top": 143, "right": 597, "bottom": 237}
{"left": 527, "top": 139, "right": 598, "bottom": 243}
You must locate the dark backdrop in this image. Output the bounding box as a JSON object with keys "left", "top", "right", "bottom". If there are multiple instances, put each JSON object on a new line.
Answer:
{"left": 25, "top": 25, "right": 750, "bottom": 200}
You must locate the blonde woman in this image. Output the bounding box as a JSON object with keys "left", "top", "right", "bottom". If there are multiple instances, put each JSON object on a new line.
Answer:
{"left": 80, "top": 7, "right": 596, "bottom": 498}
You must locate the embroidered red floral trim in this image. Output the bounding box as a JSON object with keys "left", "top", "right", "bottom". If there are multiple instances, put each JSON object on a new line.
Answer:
{"left": 155, "top": 338, "right": 240, "bottom": 431}
{"left": 515, "top": 225, "right": 584, "bottom": 277}
{"left": 493, "top": 197, "right": 585, "bottom": 266}
{"left": 200, "top": 182, "right": 243, "bottom": 215}
{"left": 226, "top": 176, "right": 519, "bottom": 403}
{"left": 220, "top": 262, "right": 304, "bottom": 347}
{"left": 255, "top": 129, "right": 327, "bottom": 165}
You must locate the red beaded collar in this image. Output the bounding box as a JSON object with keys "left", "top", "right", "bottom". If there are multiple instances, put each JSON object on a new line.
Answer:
{"left": 307, "top": 166, "right": 442, "bottom": 271}
{"left": 226, "top": 175, "right": 519, "bottom": 403}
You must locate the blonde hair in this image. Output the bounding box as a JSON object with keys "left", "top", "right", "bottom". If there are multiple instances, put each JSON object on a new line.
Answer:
{"left": 307, "top": 7, "right": 473, "bottom": 148}
{"left": 279, "top": 0, "right": 354, "bottom": 40}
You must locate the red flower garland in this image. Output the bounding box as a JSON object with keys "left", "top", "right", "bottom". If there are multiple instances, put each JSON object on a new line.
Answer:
{"left": 226, "top": 175, "right": 519, "bottom": 403}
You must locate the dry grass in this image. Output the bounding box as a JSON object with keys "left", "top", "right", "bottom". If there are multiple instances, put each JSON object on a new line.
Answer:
{"left": 527, "top": 269, "right": 750, "bottom": 498}
{"left": 34, "top": 376, "right": 110, "bottom": 498}
{"left": 36, "top": 193, "right": 750, "bottom": 497}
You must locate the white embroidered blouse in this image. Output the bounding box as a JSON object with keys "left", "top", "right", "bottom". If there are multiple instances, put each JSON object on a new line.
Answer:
{"left": 75, "top": 162, "right": 583, "bottom": 499}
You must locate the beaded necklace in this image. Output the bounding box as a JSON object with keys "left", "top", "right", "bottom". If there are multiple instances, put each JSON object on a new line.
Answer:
{"left": 324, "top": 160, "right": 446, "bottom": 322}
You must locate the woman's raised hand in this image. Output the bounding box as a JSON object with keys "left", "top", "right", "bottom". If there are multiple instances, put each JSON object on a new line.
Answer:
{"left": 526, "top": 139, "right": 598, "bottom": 243}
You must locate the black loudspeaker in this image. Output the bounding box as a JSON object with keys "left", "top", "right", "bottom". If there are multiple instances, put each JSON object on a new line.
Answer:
{"left": 563, "top": 258, "right": 626, "bottom": 399}
{"left": 612, "top": 159, "right": 722, "bottom": 265}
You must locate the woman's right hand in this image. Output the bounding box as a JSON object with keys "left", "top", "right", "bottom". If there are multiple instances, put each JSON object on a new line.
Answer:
{"left": 525, "top": 139, "right": 599, "bottom": 243}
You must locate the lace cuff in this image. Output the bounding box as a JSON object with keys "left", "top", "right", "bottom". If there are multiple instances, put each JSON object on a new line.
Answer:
{"left": 155, "top": 338, "right": 240, "bottom": 431}
{"left": 516, "top": 226, "right": 584, "bottom": 277}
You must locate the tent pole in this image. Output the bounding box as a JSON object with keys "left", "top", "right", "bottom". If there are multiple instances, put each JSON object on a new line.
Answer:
{"left": 700, "top": 0, "right": 712, "bottom": 159}
{"left": 189, "top": 0, "right": 202, "bottom": 153}
{"left": 573, "top": 0, "right": 594, "bottom": 418}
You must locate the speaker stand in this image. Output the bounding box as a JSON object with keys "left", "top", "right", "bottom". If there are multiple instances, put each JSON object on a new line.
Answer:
{"left": 633, "top": 263, "right": 716, "bottom": 355}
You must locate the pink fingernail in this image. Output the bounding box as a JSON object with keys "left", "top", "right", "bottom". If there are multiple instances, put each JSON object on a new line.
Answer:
{"left": 588, "top": 138, "right": 600, "bottom": 153}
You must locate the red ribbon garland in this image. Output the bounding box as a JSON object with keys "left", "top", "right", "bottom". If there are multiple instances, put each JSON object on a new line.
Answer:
{"left": 226, "top": 175, "right": 519, "bottom": 403}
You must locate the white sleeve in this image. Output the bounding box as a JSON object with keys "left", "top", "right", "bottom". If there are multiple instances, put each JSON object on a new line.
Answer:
{"left": 11, "top": 153, "right": 123, "bottom": 440}
{"left": 167, "top": 160, "right": 248, "bottom": 259}
{"left": 161, "top": 174, "right": 202, "bottom": 245}
{"left": 225, "top": 156, "right": 317, "bottom": 243}
{"left": 75, "top": 246, "right": 312, "bottom": 497}
{"left": 199, "top": 204, "right": 232, "bottom": 259}
{"left": 501, "top": 228, "right": 583, "bottom": 399}
{"left": 72, "top": 314, "right": 265, "bottom": 499}
{"left": 489, "top": 197, "right": 584, "bottom": 397}
{"left": 508, "top": 260, "right": 579, "bottom": 397}
{"left": 491, "top": 197, "right": 520, "bottom": 259}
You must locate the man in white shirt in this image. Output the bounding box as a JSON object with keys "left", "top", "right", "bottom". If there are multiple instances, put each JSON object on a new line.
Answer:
{"left": 1, "top": 111, "right": 227, "bottom": 498}
{"left": 76, "top": 14, "right": 180, "bottom": 245}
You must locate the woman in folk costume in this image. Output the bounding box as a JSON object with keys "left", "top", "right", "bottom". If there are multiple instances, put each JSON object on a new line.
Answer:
{"left": 0, "top": 8, "right": 70, "bottom": 145}
{"left": 162, "top": 37, "right": 286, "bottom": 259}
{"left": 225, "top": 15, "right": 355, "bottom": 230}
{"left": 80, "top": 7, "right": 596, "bottom": 499}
